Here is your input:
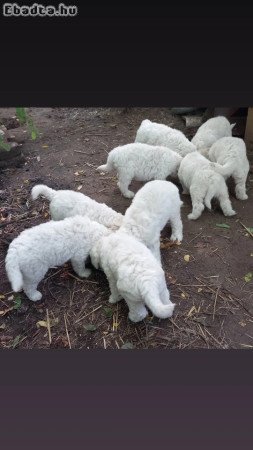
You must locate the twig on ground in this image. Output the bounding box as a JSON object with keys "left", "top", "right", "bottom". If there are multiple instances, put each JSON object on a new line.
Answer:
{"left": 46, "top": 308, "right": 52, "bottom": 345}
{"left": 240, "top": 221, "right": 253, "bottom": 239}
{"left": 64, "top": 313, "right": 72, "bottom": 349}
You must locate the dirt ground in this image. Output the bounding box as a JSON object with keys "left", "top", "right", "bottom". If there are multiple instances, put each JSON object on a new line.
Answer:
{"left": 0, "top": 107, "right": 253, "bottom": 349}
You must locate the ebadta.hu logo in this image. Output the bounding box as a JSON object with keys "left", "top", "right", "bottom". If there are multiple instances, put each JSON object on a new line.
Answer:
{"left": 2, "top": 3, "right": 78, "bottom": 17}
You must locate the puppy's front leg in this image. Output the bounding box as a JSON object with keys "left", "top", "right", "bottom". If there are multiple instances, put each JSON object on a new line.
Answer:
{"left": 170, "top": 213, "right": 183, "bottom": 242}
{"left": 71, "top": 257, "right": 91, "bottom": 278}
{"left": 106, "top": 272, "right": 122, "bottom": 303}
{"left": 150, "top": 240, "right": 162, "bottom": 265}
{"left": 125, "top": 299, "right": 148, "bottom": 323}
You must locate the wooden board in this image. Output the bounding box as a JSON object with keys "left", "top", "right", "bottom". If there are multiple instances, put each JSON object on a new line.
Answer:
{"left": 244, "top": 107, "right": 253, "bottom": 152}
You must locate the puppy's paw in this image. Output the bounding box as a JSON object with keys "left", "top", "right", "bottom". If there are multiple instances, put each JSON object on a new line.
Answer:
{"left": 236, "top": 193, "right": 248, "bottom": 201}
{"left": 30, "top": 291, "right": 42, "bottom": 302}
{"left": 124, "top": 191, "right": 135, "bottom": 199}
{"left": 188, "top": 213, "right": 198, "bottom": 220}
{"left": 109, "top": 294, "right": 121, "bottom": 304}
{"left": 78, "top": 268, "right": 92, "bottom": 278}
{"left": 170, "top": 233, "right": 183, "bottom": 242}
{"left": 225, "top": 209, "right": 236, "bottom": 216}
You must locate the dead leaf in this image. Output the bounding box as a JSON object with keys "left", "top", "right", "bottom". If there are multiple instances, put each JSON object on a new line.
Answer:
{"left": 0, "top": 294, "right": 5, "bottom": 299}
{"left": 12, "top": 335, "right": 21, "bottom": 348}
{"left": 187, "top": 306, "right": 196, "bottom": 317}
{"left": 181, "top": 293, "right": 186, "bottom": 298}
{"left": 77, "top": 185, "right": 82, "bottom": 191}
{"left": 160, "top": 239, "right": 180, "bottom": 249}
{"left": 197, "top": 288, "right": 203, "bottom": 293}
{"left": 244, "top": 272, "right": 253, "bottom": 283}
{"left": 167, "top": 275, "right": 177, "bottom": 285}
{"left": 215, "top": 223, "right": 230, "bottom": 229}
{"left": 184, "top": 254, "right": 190, "bottom": 262}
{"left": 42, "top": 145, "right": 48, "bottom": 148}
{"left": 83, "top": 324, "right": 97, "bottom": 332}
{"left": 121, "top": 342, "right": 135, "bottom": 349}
{"left": 36, "top": 318, "right": 59, "bottom": 329}
{"left": 0, "top": 323, "right": 6, "bottom": 330}
{"left": 0, "top": 307, "right": 14, "bottom": 316}
{"left": 239, "top": 321, "right": 247, "bottom": 327}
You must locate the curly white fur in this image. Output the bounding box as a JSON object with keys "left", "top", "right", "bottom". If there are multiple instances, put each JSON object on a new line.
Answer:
{"left": 97, "top": 143, "right": 182, "bottom": 198}
{"left": 178, "top": 152, "right": 236, "bottom": 220}
{"left": 192, "top": 116, "right": 235, "bottom": 156}
{"left": 31, "top": 184, "right": 123, "bottom": 230}
{"left": 90, "top": 231, "right": 175, "bottom": 322}
{"left": 208, "top": 137, "right": 250, "bottom": 200}
{"left": 119, "top": 180, "right": 183, "bottom": 263}
{"left": 135, "top": 119, "right": 196, "bottom": 156}
{"left": 5, "top": 216, "right": 110, "bottom": 301}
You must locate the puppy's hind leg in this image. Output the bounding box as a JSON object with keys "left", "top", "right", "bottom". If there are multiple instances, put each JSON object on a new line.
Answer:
{"left": 217, "top": 183, "right": 236, "bottom": 217}
{"left": 188, "top": 185, "right": 205, "bottom": 220}
{"left": 234, "top": 172, "right": 248, "bottom": 200}
{"left": 117, "top": 171, "right": 135, "bottom": 198}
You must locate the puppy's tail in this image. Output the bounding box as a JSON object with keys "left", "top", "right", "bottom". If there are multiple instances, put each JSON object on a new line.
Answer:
{"left": 97, "top": 153, "right": 114, "bottom": 173}
{"left": 210, "top": 161, "right": 234, "bottom": 178}
{"left": 144, "top": 286, "right": 175, "bottom": 319}
{"left": 5, "top": 247, "right": 23, "bottom": 292}
{"left": 31, "top": 184, "right": 56, "bottom": 201}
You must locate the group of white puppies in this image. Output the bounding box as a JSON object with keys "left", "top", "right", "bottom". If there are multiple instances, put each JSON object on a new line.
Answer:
{"left": 98, "top": 117, "right": 249, "bottom": 219}
{"left": 5, "top": 116, "right": 250, "bottom": 323}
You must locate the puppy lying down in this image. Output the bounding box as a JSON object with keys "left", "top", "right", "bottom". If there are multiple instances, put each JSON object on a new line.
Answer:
{"left": 5, "top": 216, "right": 110, "bottom": 301}
{"left": 91, "top": 231, "right": 175, "bottom": 323}
{"left": 31, "top": 184, "right": 123, "bottom": 230}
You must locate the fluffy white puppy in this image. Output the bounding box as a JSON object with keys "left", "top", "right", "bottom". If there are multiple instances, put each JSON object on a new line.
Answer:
{"left": 178, "top": 152, "right": 236, "bottom": 220}
{"left": 208, "top": 137, "right": 250, "bottom": 200}
{"left": 135, "top": 119, "right": 196, "bottom": 156}
{"left": 31, "top": 184, "right": 123, "bottom": 230}
{"left": 192, "top": 116, "right": 235, "bottom": 156}
{"left": 90, "top": 231, "right": 175, "bottom": 322}
{"left": 5, "top": 216, "right": 110, "bottom": 301}
{"left": 97, "top": 143, "right": 182, "bottom": 198}
{"left": 119, "top": 180, "right": 183, "bottom": 263}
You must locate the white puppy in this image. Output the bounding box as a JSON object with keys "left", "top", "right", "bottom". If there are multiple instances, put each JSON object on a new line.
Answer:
{"left": 192, "top": 116, "right": 235, "bottom": 156}
{"left": 31, "top": 184, "right": 123, "bottom": 230}
{"left": 208, "top": 137, "right": 250, "bottom": 200}
{"left": 178, "top": 152, "right": 236, "bottom": 220}
{"left": 5, "top": 216, "right": 110, "bottom": 301}
{"left": 135, "top": 119, "right": 196, "bottom": 156}
{"left": 119, "top": 180, "right": 183, "bottom": 263}
{"left": 90, "top": 231, "right": 175, "bottom": 322}
{"left": 97, "top": 143, "right": 182, "bottom": 198}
